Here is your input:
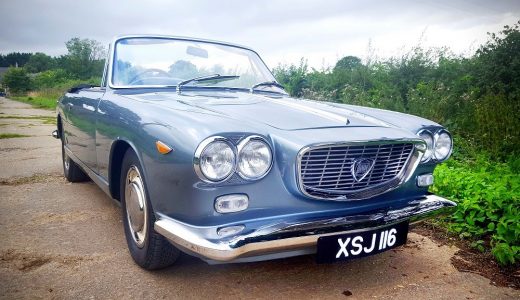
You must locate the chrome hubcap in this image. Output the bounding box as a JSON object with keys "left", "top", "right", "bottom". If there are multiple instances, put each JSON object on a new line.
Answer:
{"left": 125, "top": 166, "right": 148, "bottom": 248}
{"left": 63, "top": 152, "right": 70, "bottom": 171}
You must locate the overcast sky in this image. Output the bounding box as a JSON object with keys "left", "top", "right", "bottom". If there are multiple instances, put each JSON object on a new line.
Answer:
{"left": 0, "top": 0, "right": 518, "bottom": 69}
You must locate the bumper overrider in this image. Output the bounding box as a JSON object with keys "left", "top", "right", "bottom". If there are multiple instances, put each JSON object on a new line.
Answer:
{"left": 154, "top": 195, "right": 455, "bottom": 263}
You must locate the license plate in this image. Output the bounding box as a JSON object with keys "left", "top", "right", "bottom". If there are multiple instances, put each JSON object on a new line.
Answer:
{"left": 316, "top": 222, "right": 409, "bottom": 263}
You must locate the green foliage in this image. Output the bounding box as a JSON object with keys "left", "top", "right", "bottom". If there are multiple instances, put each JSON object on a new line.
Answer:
{"left": 13, "top": 76, "right": 101, "bottom": 109}
{"left": 273, "top": 58, "right": 309, "bottom": 97}
{"left": 1, "top": 67, "right": 31, "bottom": 94}
{"left": 0, "top": 52, "right": 32, "bottom": 67}
{"left": 24, "top": 52, "right": 55, "bottom": 73}
{"left": 431, "top": 155, "right": 520, "bottom": 265}
{"left": 32, "top": 69, "right": 70, "bottom": 89}
{"left": 62, "top": 37, "right": 106, "bottom": 79}
{"left": 0, "top": 133, "right": 30, "bottom": 139}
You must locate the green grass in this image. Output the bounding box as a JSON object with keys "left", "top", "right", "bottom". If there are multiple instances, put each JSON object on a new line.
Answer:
{"left": 0, "top": 115, "right": 56, "bottom": 125}
{"left": 11, "top": 95, "right": 57, "bottom": 110}
{"left": 0, "top": 133, "right": 31, "bottom": 139}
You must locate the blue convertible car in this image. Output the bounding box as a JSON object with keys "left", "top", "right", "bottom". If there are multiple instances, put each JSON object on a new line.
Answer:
{"left": 53, "top": 35, "right": 455, "bottom": 269}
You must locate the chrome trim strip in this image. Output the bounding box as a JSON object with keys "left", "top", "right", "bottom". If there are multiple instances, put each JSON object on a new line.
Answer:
{"left": 154, "top": 195, "right": 456, "bottom": 262}
{"left": 295, "top": 139, "right": 426, "bottom": 201}
{"left": 417, "top": 129, "right": 434, "bottom": 163}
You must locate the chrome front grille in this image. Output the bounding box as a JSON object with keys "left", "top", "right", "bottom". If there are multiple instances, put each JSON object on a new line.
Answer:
{"left": 298, "top": 142, "right": 416, "bottom": 200}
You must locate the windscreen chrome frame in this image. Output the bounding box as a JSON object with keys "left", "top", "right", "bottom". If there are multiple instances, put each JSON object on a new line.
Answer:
{"left": 106, "top": 35, "right": 277, "bottom": 90}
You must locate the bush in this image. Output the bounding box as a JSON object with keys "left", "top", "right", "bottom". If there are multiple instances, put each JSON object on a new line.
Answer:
{"left": 432, "top": 155, "right": 520, "bottom": 265}
{"left": 32, "top": 69, "right": 71, "bottom": 89}
{"left": 1, "top": 67, "right": 31, "bottom": 94}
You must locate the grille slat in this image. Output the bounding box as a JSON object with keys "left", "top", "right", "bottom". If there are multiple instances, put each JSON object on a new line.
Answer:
{"left": 299, "top": 143, "right": 414, "bottom": 199}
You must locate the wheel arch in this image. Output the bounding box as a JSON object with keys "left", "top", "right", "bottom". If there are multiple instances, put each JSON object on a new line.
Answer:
{"left": 108, "top": 139, "right": 144, "bottom": 201}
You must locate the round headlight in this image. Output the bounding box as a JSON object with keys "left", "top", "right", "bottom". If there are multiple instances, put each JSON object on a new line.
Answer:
{"left": 434, "top": 130, "right": 452, "bottom": 161}
{"left": 417, "top": 130, "right": 434, "bottom": 162}
{"left": 237, "top": 137, "right": 272, "bottom": 180}
{"left": 196, "top": 138, "right": 236, "bottom": 182}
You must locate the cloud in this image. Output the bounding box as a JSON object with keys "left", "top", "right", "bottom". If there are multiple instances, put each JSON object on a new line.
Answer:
{"left": 0, "top": 0, "right": 518, "bottom": 68}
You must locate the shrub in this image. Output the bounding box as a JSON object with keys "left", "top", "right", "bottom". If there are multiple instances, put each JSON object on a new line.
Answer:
{"left": 432, "top": 155, "right": 520, "bottom": 265}
{"left": 1, "top": 67, "right": 31, "bottom": 94}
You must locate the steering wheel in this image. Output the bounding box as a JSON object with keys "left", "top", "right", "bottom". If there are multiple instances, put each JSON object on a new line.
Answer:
{"left": 128, "top": 69, "right": 172, "bottom": 85}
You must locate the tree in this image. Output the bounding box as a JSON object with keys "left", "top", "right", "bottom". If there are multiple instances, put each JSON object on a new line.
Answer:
{"left": 169, "top": 60, "right": 198, "bottom": 78}
{"left": 273, "top": 58, "right": 308, "bottom": 97}
{"left": 1, "top": 67, "right": 31, "bottom": 94}
{"left": 0, "top": 52, "right": 32, "bottom": 67}
{"left": 25, "top": 52, "right": 55, "bottom": 73}
{"left": 62, "top": 38, "right": 106, "bottom": 79}
{"left": 334, "top": 56, "right": 362, "bottom": 71}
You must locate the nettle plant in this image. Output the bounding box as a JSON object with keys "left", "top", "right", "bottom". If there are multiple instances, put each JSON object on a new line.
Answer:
{"left": 432, "top": 155, "right": 519, "bottom": 266}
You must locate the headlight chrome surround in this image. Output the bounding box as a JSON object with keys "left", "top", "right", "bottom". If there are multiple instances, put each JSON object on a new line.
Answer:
{"left": 433, "top": 129, "right": 453, "bottom": 162}
{"left": 194, "top": 135, "right": 273, "bottom": 183}
{"left": 194, "top": 136, "right": 237, "bottom": 183}
{"left": 236, "top": 135, "right": 273, "bottom": 180}
{"left": 417, "top": 128, "right": 453, "bottom": 163}
{"left": 417, "top": 129, "right": 434, "bottom": 162}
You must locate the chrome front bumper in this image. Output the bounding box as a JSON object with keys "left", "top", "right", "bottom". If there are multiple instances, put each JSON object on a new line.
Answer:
{"left": 154, "top": 195, "right": 456, "bottom": 263}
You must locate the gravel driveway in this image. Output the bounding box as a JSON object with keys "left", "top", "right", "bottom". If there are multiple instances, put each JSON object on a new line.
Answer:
{"left": 0, "top": 97, "right": 518, "bottom": 299}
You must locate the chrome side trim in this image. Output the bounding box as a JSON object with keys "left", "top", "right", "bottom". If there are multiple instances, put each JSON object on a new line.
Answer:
{"left": 154, "top": 194, "right": 456, "bottom": 262}
{"left": 296, "top": 139, "right": 426, "bottom": 201}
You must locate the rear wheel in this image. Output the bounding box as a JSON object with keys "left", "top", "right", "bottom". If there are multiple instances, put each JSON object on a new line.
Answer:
{"left": 61, "top": 133, "right": 89, "bottom": 182}
{"left": 120, "top": 149, "right": 179, "bottom": 269}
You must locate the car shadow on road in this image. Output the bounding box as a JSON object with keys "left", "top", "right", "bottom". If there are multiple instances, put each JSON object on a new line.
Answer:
{"left": 150, "top": 245, "right": 425, "bottom": 297}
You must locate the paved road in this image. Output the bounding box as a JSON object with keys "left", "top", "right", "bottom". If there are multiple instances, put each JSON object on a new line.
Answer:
{"left": 0, "top": 97, "right": 517, "bottom": 299}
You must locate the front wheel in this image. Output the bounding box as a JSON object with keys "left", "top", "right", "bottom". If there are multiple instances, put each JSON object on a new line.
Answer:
{"left": 120, "top": 149, "right": 179, "bottom": 269}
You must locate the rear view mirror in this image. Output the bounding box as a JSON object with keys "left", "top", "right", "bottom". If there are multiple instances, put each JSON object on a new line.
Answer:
{"left": 186, "top": 46, "right": 208, "bottom": 58}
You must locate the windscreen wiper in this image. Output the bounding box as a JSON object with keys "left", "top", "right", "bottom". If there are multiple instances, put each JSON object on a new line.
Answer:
{"left": 250, "top": 81, "right": 286, "bottom": 93}
{"left": 176, "top": 74, "right": 240, "bottom": 93}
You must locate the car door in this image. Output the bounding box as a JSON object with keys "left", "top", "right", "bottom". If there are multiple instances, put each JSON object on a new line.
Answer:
{"left": 66, "top": 88, "right": 104, "bottom": 172}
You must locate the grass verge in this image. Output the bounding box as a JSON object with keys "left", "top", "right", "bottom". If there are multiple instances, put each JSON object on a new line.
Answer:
{"left": 0, "top": 115, "right": 56, "bottom": 125}
{"left": 11, "top": 95, "right": 57, "bottom": 110}
{"left": 0, "top": 133, "right": 31, "bottom": 139}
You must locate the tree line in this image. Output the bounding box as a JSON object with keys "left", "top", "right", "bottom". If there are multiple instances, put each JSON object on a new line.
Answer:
{"left": 1, "top": 38, "right": 105, "bottom": 93}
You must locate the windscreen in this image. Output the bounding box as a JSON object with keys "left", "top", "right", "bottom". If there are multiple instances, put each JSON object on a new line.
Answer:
{"left": 112, "top": 37, "right": 277, "bottom": 89}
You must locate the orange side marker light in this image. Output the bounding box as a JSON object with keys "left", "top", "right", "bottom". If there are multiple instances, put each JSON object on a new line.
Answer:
{"left": 156, "top": 141, "right": 173, "bottom": 154}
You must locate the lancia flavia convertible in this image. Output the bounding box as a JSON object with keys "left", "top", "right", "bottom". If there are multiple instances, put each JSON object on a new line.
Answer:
{"left": 53, "top": 35, "right": 455, "bottom": 269}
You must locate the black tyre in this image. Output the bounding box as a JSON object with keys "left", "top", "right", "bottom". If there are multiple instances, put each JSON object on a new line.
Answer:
{"left": 61, "top": 136, "right": 89, "bottom": 182}
{"left": 120, "top": 148, "right": 179, "bottom": 269}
